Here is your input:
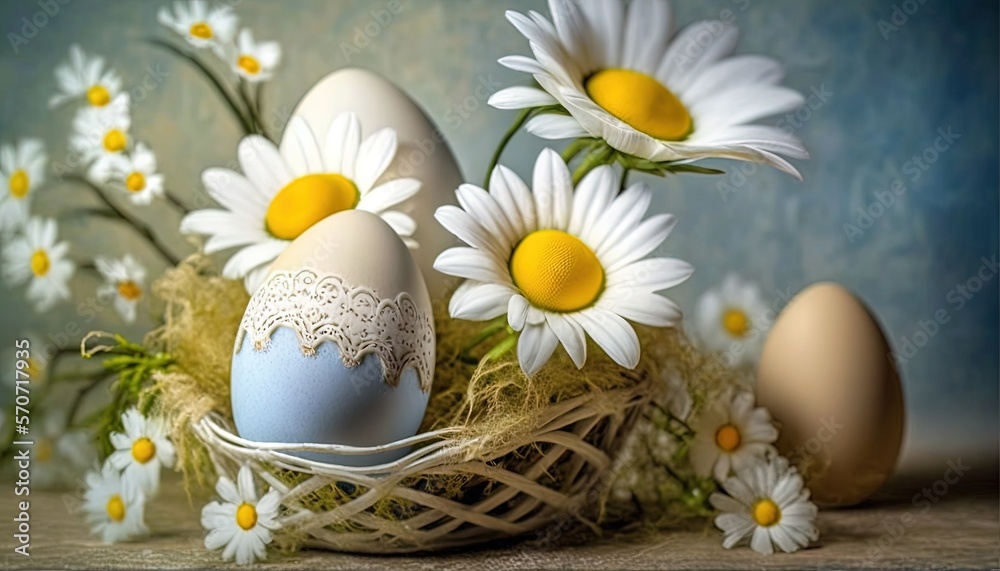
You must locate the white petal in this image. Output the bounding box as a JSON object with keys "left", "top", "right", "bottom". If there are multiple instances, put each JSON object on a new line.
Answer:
{"left": 488, "top": 86, "right": 557, "bottom": 110}
{"left": 525, "top": 114, "right": 589, "bottom": 140}
{"left": 599, "top": 291, "right": 682, "bottom": 327}
{"left": 569, "top": 164, "right": 617, "bottom": 240}
{"left": 517, "top": 322, "right": 559, "bottom": 376}
{"left": 449, "top": 281, "right": 514, "bottom": 321}
{"left": 574, "top": 308, "right": 640, "bottom": 369}
{"left": 605, "top": 258, "right": 694, "bottom": 293}
{"left": 279, "top": 116, "right": 324, "bottom": 178}
{"left": 622, "top": 0, "right": 672, "bottom": 73}
{"left": 238, "top": 136, "right": 289, "bottom": 196}
{"left": 602, "top": 214, "right": 677, "bottom": 274}
{"left": 545, "top": 313, "right": 586, "bottom": 368}
{"left": 323, "top": 112, "right": 362, "bottom": 178}
{"left": 434, "top": 247, "right": 509, "bottom": 285}
{"left": 359, "top": 178, "right": 420, "bottom": 213}
{"left": 508, "top": 294, "right": 529, "bottom": 331}
{"left": 354, "top": 128, "right": 397, "bottom": 192}
{"left": 531, "top": 148, "right": 573, "bottom": 230}
{"left": 750, "top": 526, "right": 774, "bottom": 555}
{"left": 221, "top": 241, "right": 286, "bottom": 281}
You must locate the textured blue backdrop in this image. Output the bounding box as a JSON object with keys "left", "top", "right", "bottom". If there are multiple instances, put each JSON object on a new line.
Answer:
{"left": 0, "top": 0, "right": 996, "bottom": 464}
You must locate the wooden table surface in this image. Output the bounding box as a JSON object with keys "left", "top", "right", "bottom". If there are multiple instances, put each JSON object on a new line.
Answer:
{"left": 2, "top": 457, "right": 997, "bottom": 570}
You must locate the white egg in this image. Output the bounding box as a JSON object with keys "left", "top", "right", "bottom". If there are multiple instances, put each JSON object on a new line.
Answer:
{"left": 291, "top": 67, "right": 463, "bottom": 302}
{"left": 231, "top": 210, "right": 435, "bottom": 466}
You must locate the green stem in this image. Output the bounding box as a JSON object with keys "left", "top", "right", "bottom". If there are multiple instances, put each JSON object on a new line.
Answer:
{"left": 66, "top": 372, "right": 113, "bottom": 429}
{"left": 254, "top": 81, "right": 271, "bottom": 141}
{"left": 238, "top": 78, "right": 268, "bottom": 139}
{"left": 65, "top": 174, "right": 182, "bottom": 266}
{"left": 572, "top": 144, "right": 614, "bottom": 185}
{"left": 461, "top": 315, "right": 509, "bottom": 355}
{"left": 561, "top": 138, "right": 593, "bottom": 164}
{"left": 484, "top": 108, "right": 533, "bottom": 189}
{"left": 147, "top": 37, "right": 254, "bottom": 135}
{"left": 482, "top": 330, "right": 518, "bottom": 363}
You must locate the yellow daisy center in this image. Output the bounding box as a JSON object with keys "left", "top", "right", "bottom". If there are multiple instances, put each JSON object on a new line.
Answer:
{"left": 36, "top": 437, "right": 53, "bottom": 462}
{"left": 131, "top": 437, "right": 156, "bottom": 464}
{"left": 9, "top": 169, "right": 29, "bottom": 198}
{"left": 106, "top": 495, "right": 126, "bottom": 522}
{"left": 752, "top": 498, "right": 781, "bottom": 527}
{"left": 265, "top": 173, "right": 359, "bottom": 240}
{"left": 87, "top": 85, "right": 111, "bottom": 106}
{"left": 510, "top": 229, "right": 604, "bottom": 313}
{"left": 30, "top": 250, "right": 50, "bottom": 277}
{"left": 585, "top": 68, "right": 692, "bottom": 141}
{"left": 118, "top": 280, "right": 143, "bottom": 301}
{"left": 237, "top": 55, "right": 261, "bottom": 75}
{"left": 236, "top": 503, "right": 258, "bottom": 530}
{"left": 125, "top": 172, "right": 146, "bottom": 192}
{"left": 189, "top": 22, "right": 213, "bottom": 39}
{"left": 722, "top": 308, "right": 750, "bottom": 338}
{"left": 715, "top": 424, "right": 741, "bottom": 452}
{"left": 103, "top": 129, "right": 127, "bottom": 153}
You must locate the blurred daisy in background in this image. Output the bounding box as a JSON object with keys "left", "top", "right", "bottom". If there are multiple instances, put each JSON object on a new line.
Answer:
{"left": 31, "top": 413, "right": 97, "bottom": 489}
{"left": 694, "top": 273, "right": 770, "bottom": 367}
{"left": 91, "top": 143, "right": 165, "bottom": 205}
{"left": 158, "top": 0, "right": 238, "bottom": 51}
{"left": 48, "top": 44, "right": 122, "bottom": 108}
{"left": 201, "top": 464, "right": 282, "bottom": 565}
{"left": 95, "top": 255, "right": 148, "bottom": 323}
{"left": 108, "top": 408, "right": 176, "bottom": 495}
{"left": 70, "top": 94, "right": 131, "bottom": 172}
{"left": 690, "top": 391, "right": 777, "bottom": 482}
{"left": 711, "top": 454, "right": 819, "bottom": 554}
{"left": 491, "top": 0, "right": 808, "bottom": 177}
{"left": 229, "top": 29, "right": 281, "bottom": 83}
{"left": 83, "top": 461, "right": 148, "bottom": 544}
{"left": 1, "top": 217, "right": 75, "bottom": 312}
{"left": 181, "top": 112, "right": 421, "bottom": 292}
{"left": 0, "top": 139, "right": 46, "bottom": 234}
{"left": 434, "top": 148, "right": 693, "bottom": 375}
{"left": 3, "top": 334, "right": 51, "bottom": 390}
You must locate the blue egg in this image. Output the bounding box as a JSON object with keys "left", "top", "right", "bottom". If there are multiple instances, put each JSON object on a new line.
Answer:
{"left": 231, "top": 326, "right": 429, "bottom": 466}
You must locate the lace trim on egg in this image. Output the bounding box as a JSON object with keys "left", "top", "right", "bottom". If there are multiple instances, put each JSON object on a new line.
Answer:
{"left": 235, "top": 268, "right": 434, "bottom": 392}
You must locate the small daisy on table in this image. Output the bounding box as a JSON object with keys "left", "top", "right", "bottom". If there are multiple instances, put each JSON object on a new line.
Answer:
{"left": 83, "top": 461, "right": 148, "bottom": 544}
{"left": 711, "top": 454, "right": 819, "bottom": 554}
{"left": 201, "top": 464, "right": 282, "bottom": 565}
{"left": 49, "top": 44, "right": 122, "bottom": 108}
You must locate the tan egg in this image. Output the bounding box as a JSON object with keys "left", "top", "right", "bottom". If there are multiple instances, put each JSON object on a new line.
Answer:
{"left": 755, "top": 282, "right": 905, "bottom": 507}
{"left": 290, "top": 67, "right": 462, "bottom": 302}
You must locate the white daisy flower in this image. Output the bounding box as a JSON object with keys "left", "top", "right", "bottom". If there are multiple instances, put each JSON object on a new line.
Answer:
{"left": 490, "top": 0, "right": 808, "bottom": 177}
{"left": 0, "top": 139, "right": 46, "bottom": 234}
{"left": 49, "top": 44, "right": 122, "bottom": 108}
{"left": 31, "top": 414, "right": 96, "bottom": 489}
{"left": 229, "top": 29, "right": 281, "bottom": 83}
{"left": 158, "top": 0, "right": 238, "bottom": 50}
{"left": 95, "top": 255, "right": 147, "bottom": 323}
{"left": 201, "top": 464, "right": 282, "bottom": 565}
{"left": 694, "top": 273, "right": 771, "bottom": 367}
{"left": 83, "top": 460, "right": 148, "bottom": 544}
{"left": 434, "top": 148, "right": 693, "bottom": 376}
{"left": 690, "top": 391, "right": 777, "bottom": 482}
{"left": 90, "top": 143, "right": 165, "bottom": 205}
{"left": 69, "top": 94, "right": 131, "bottom": 173}
{"left": 181, "top": 112, "right": 421, "bottom": 292}
{"left": 1, "top": 217, "right": 75, "bottom": 312}
{"left": 108, "top": 408, "right": 176, "bottom": 496}
{"left": 711, "top": 454, "right": 819, "bottom": 554}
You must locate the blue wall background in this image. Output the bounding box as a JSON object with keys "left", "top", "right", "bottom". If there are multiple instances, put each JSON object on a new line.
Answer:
{"left": 0, "top": 0, "right": 996, "bottom": 465}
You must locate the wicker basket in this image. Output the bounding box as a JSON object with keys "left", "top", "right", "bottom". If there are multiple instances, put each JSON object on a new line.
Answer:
{"left": 192, "top": 375, "right": 649, "bottom": 553}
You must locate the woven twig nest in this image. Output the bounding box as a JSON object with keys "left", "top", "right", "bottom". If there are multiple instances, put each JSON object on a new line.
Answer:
{"left": 191, "top": 374, "right": 649, "bottom": 553}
